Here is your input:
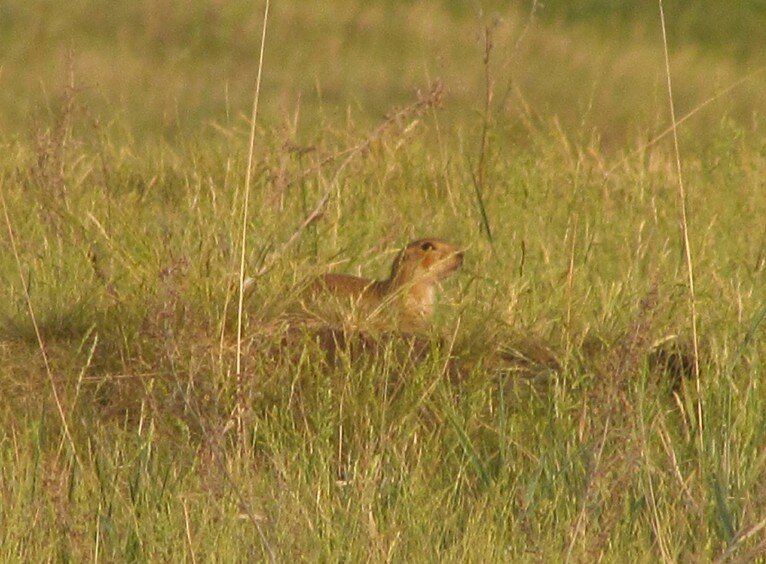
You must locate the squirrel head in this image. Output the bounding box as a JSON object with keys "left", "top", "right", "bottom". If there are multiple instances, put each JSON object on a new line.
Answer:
{"left": 388, "top": 238, "right": 464, "bottom": 285}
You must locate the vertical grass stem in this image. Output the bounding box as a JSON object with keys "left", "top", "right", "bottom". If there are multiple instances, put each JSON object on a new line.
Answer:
{"left": 236, "top": 0, "right": 271, "bottom": 428}
{"left": 658, "top": 0, "right": 703, "bottom": 445}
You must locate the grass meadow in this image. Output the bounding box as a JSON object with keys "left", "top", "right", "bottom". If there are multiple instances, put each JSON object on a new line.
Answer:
{"left": 2, "top": 1, "right": 766, "bottom": 560}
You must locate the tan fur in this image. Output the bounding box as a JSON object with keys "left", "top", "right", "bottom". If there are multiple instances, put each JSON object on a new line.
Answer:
{"left": 306, "top": 238, "right": 464, "bottom": 331}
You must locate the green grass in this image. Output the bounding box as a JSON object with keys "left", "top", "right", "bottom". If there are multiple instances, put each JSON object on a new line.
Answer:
{"left": 2, "top": 0, "right": 766, "bottom": 560}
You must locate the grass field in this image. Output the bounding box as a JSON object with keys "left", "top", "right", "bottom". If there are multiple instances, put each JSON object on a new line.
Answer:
{"left": 2, "top": 1, "right": 766, "bottom": 560}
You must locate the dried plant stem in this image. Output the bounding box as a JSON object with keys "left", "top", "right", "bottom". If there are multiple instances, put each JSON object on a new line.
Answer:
{"left": 245, "top": 84, "right": 444, "bottom": 283}
{"left": 658, "top": 0, "right": 702, "bottom": 439}
{"left": 1, "top": 181, "right": 82, "bottom": 470}
{"left": 227, "top": 3, "right": 279, "bottom": 554}
{"left": 605, "top": 65, "right": 765, "bottom": 178}
{"left": 471, "top": 26, "right": 495, "bottom": 248}
{"left": 715, "top": 516, "right": 766, "bottom": 563}
{"left": 565, "top": 214, "right": 578, "bottom": 333}
{"left": 182, "top": 499, "right": 198, "bottom": 564}
{"left": 236, "top": 0, "right": 270, "bottom": 424}
{"left": 498, "top": 0, "right": 540, "bottom": 109}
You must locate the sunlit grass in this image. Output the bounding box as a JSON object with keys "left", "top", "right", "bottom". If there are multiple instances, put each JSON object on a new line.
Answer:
{"left": 1, "top": 1, "right": 766, "bottom": 560}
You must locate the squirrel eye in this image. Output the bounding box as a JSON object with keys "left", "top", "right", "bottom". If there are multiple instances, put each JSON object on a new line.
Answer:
{"left": 420, "top": 242, "right": 435, "bottom": 252}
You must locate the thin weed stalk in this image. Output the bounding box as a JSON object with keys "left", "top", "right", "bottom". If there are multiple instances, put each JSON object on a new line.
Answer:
{"left": 236, "top": 0, "right": 271, "bottom": 432}
{"left": 658, "top": 0, "right": 703, "bottom": 446}
{"left": 605, "top": 65, "right": 766, "bottom": 179}
{"left": 471, "top": 25, "right": 496, "bottom": 250}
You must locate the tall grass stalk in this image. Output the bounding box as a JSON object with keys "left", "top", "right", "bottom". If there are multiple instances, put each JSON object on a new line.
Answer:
{"left": 232, "top": 1, "right": 277, "bottom": 560}
{"left": 236, "top": 0, "right": 271, "bottom": 428}
{"left": 658, "top": 0, "right": 702, "bottom": 445}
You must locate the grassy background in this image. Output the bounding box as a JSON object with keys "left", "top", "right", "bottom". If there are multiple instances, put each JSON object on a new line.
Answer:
{"left": 2, "top": 0, "right": 766, "bottom": 560}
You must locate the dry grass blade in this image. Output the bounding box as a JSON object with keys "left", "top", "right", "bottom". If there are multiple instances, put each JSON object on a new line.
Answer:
{"left": 658, "top": 0, "right": 702, "bottom": 442}
{"left": 638, "top": 395, "right": 673, "bottom": 563}
{"left": 182, "top": 498, "right": 198, "bottom": 564}
{"left": 1, "top": 180, "right": 82, "bottom": 470}
{"left": 656, "top": 417, "right": 698, "bottom": 511}
{"left": 715, "top": 516, "right": 766, "bottom": 563}
{"left": 605, "top": 66, "right": 766, "bottom": 178}
{"left": 236, "top": 0, "right": 271, "bottom": 422}
{"left": 231, "top": 1, "right": 277, "bottom": 561}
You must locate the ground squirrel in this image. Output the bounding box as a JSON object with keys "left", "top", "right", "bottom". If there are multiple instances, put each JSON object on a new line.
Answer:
{"left": 305, "top": 238, "right": 464, "bottom": 331}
